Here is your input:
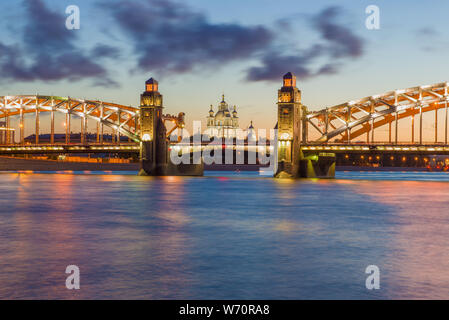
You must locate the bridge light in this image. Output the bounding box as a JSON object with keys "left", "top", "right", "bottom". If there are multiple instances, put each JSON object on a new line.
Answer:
{"left": 402, "top": 157, "right": 406, "bottom": 162}
{"left": 280, "top": 133, "right": 290, "bottom": 140}
{"left": 390, "top": 156, "right": 394, "bottom": 160}
{"left": 414, "top": 157, "right": 418, "bottom": 161}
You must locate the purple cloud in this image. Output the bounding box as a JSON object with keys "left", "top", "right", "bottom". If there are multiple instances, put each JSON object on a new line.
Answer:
{"left": 0, "top": 0, "right": 119, "bottom": 87}
{"left": 103, "top": 0, "right": 273, "bottom": 74}
{"left": 247, "top": 6, "right": 364, "bottom": 81}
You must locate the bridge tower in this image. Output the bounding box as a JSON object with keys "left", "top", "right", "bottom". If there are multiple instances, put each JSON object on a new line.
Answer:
{"left": 275, "top": 72, "right": 303, "bottom": 177}
{"left": 138, "top": 78, "right": 167, "bottom": 176}
{"left": 275, "top": 72, "right": 335, "bottom": 178}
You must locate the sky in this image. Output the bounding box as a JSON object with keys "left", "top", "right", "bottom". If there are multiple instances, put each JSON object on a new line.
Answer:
{"left": 1, "top": 0, "right": 449, "bottom": 138}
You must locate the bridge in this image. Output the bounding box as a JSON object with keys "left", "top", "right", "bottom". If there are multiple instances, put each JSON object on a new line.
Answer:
{"left": 0, "top": 78, "right": 202, "bottom": 175}
{"left": 274, "top": 73, "right": 449, "bottom": 177}
{"left": 2, "top": 74, "right": 449, "bottom": 177}
{"left": 295, "top": 81, "right": 449, "bottom": 172}
{"left": 0, "top": 94, "right": 184, "bottom": 147}
{"left": 304, "top": 81, "right": 449, "bottom": 145}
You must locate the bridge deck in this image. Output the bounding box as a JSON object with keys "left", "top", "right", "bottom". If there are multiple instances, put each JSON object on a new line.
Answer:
{"left": 0, "top": 144, "right": 140, "bottom": 155}
{"left": 302, "top": 144, "right": 449, "bottom": 155}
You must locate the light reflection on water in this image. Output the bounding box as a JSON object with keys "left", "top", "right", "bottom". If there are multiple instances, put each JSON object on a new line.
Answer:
{"left": 1, "top": 170, "right": 449, "bottom": 299}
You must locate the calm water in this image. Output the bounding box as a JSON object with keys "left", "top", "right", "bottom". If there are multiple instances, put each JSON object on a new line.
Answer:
{"left": 1, "top": 170, "right": 449, "bottom": 299}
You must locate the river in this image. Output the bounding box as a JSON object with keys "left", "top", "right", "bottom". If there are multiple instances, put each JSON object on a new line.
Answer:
{"left": 1, "top": 170, "right": 449, "bottom": 299}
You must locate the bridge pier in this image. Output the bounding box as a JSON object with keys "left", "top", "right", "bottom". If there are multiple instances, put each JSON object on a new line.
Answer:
{"left": 138, "top": 78, "right": 203, "bottom": 176}
{"left": 274, "top": 72, "right": 335, "bottom": 179}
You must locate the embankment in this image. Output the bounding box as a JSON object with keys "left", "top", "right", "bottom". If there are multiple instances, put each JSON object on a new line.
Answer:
{"left": 0, "top": 157, "right": 139, "bottom": 172}
{"left": 336, "top": 166, "right": 427, "bottom": 171}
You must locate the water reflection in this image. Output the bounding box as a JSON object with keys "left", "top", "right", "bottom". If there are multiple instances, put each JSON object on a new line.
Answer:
{"left": 348, "top": 180, "right": 449, "bottom": 299}
{"left": 0, "top": 171, "right": 449, "bottom": 299}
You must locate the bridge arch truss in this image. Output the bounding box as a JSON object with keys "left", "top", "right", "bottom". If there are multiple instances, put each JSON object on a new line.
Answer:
{"left": 0, "top": 95, "right": 140, "bottom": 144}
{"left": 0, "top": 95, "right": 185, "bottom": 145}
{"left": 306, "top": 82, "right": 449, "bottom": 145}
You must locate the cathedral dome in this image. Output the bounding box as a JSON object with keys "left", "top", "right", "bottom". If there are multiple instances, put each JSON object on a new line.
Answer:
{"left": 215, "top": 94, "right": 231, "bottom": 119}
{"left": 215, "top": 110, "right": 226, "bottom": 121}
{"left": 207, "top": 94, "right": 240, "bottom": 138}
{"left": 232, "top": 106, "right": 238, "bottom": 117}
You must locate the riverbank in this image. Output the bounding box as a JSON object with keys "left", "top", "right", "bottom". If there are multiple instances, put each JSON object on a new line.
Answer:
{"left": 0, "top": 157, "right": 139, "bottom": 172}
{"left": 336, "top": 166, "right": 427, "bottom": 172}
{"left": 0, "top": 157, "right": 431, "bottom": 172}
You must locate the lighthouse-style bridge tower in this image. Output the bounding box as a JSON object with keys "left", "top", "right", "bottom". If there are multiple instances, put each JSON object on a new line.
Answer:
{"left": 275, "top": 72, "right": 336, "bottom": 178}
{"left": 139, "top": 78, "right": 167, "bottom": 175}
{"left": 139, "top": 78, "right": 204, "bottom": 176}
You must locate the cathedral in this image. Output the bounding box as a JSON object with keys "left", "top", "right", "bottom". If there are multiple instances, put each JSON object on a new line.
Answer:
{"left": 206, "top": 95, "right": 239, "bottom": 138}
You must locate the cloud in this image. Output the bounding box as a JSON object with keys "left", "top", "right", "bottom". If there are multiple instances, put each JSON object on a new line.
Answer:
{"left": 104, "top": 1, "right": 364, "bottom": 83}
{"left": 313, "top": 6, "right": 363, "bottom": 58}
{"left": 247, "top": 6, "right": 364, "bottom": 81}
{"left": 91, "top": 44, "right": 122, "bottom": 59}
{"left": 416, "top": 27, "right": 438, "bottom": 37}
{"left": 0, "top": 0, "right": 365, "bottom": 87}
{"left": 103, "top": 0, "right": 273, "bottom": 74}
{"left": 0, "top": 0, "right": 118, "bottom": 87}
{"left": 414, "top": 27, "right": 447, "bottom": 52}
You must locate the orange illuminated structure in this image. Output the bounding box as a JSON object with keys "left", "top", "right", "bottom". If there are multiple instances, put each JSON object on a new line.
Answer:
{"left": 145, "top": 78, "right": 159, "bottom": 92}
{"left": 0, "top": 121, "right": 15, "bottom": 144}
{"left": 306, "top": 82, "right": 449, "bottom": 145}
{"left": 282, "top": 72, "right": 296, "bottom": 87}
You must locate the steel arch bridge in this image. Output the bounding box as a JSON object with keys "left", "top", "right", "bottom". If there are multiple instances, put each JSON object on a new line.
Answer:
{"left": 305, "top": 82, "right": 449, "bottom": 145}
{"left": 0, "top": 95, "right": 185, "bottom": 148}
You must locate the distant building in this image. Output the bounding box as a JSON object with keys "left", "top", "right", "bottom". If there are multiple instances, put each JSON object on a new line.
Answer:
{"left": 206, "top": 95, "right": 239, "bottom": 138}
{"left": 247, "top": 121, "right": 256, "bottom": 142}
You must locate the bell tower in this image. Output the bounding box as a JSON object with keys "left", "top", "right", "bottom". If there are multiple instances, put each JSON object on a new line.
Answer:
{"left": 139, "top": 78, "right": 167, "bottom": 175}
{"left": 275, "top": 72, "right": 303, "bottom": 177}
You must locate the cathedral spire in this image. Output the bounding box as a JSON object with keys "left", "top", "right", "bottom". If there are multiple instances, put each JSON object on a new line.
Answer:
{"left": 209, "top": 104, "right": 214, "bottom": 116}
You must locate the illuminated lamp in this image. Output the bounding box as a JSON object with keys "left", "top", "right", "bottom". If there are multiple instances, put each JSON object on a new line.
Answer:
{"left": 280, "top": 133, "right": 291, "bottom": 140}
